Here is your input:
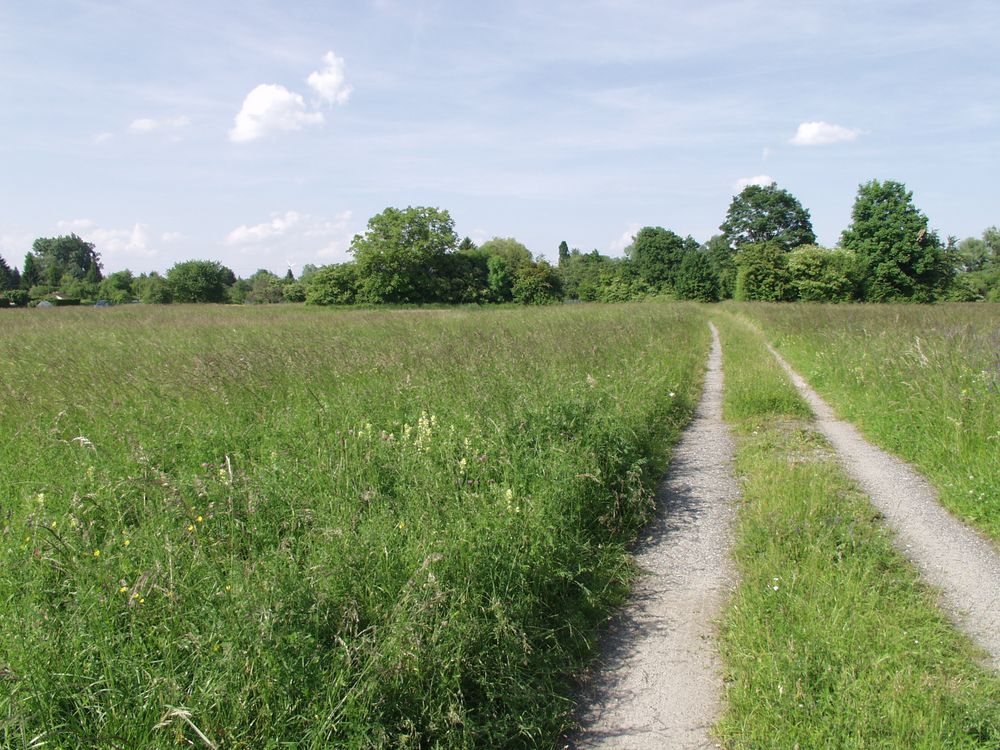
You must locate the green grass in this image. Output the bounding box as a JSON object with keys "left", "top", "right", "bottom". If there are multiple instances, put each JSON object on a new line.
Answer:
{"left": 729, "top": 302, "right": 1000, "bottom": 542}
{"left": 713, "top": 313, "right": 1000, "bottom": 749}
{"left": 0, "top": 302, "right": 708, "bottom": 749}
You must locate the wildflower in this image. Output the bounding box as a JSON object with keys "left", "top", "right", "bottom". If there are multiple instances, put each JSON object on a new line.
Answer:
{"left": 123, "top": 539, "right": 131, "bottom": 547}
{"left": 458, "top": 457, "right": 468, "bottom": 474}
{"left": 119, "top": 586, "right": 127, "bottom": 593}
{"left": 225, "top": 584, "right": 232, "bottom": 592}
{"left": 50, "top": 521, "right": 56, "bottom": 529}
{"left": 196, "top": 515, "right": 204, "bottom": 524}
{"left": 85, "top": 466, "right": 95, "bottom": 480}
{"left": 669, "top": 391, "right": 676, "bottom": 398}
{"left": 92, "top": 549, "right": 101, "bottom": 558}
{"left": 132, "top": 592, "right": 140, "bottom": 600}
{"left": 398, "top": 521, "right": 406, "bottom": 530}
{"left": 187, "top": 524, "right": 195, "bottom": 532}
{"left": 34, "top": 493, "right": 45, "bottom": 506}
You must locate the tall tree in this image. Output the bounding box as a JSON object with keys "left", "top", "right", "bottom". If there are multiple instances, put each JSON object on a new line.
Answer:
{"left": 0, "top": 255, "right": 15, "bottom": 290}
{"left": 721, "top": 182, "right": 815, "bottom": 253}
{"left": 21, "top": 252, "right": 40, "bottom": 289}
{"left": 627, "top": 227, "right": 698, "bottom": 292}
{"left": 558, "top": 240, "right": 570, "bottom": 267}
{"left": 840, "top": 179, "right": 953, "bottom": 302}
{"left": 28, "top": 234, "right": 103, "bottom": 285}
{"left": 350, "top": 206, "right": 458, "bottom": 303}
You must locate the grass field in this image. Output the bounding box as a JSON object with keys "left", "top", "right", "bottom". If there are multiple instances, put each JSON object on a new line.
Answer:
{"left": 713, "top": 313, "right": 1000, "bottom": 748}
{"left": 731, "top": 302, "right": 1000, "bottom": 542}
{"left": 4, "top": 301, "right": 999, "bottom": 749}
{"left": 0, "top": 303, "right": 708, "bottom": 748}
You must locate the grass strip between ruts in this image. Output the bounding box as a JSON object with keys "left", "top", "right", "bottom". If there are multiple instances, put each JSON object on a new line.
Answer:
{"left": 712, "top": 313, "right": 1000, "bottom": 749}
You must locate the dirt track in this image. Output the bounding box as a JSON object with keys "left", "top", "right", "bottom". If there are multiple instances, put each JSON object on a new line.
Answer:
{"left": 768, "top": 343, "right": 1000, "bottom": 670}
{"left": 570, "top": 324, "right": 737, "bottom": 749}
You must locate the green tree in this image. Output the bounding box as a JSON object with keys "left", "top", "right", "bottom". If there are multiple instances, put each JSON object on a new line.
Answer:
{"left": 134, "top": 272, "right": 173, "bottom": 304}
{"left": 701, "top": 234, "right": 737, "bottom": 299}
{"left": 350, "top": 206, "right": 458, "bottom": 303}
{"left": 486, "top": 255, "right": 514, "bottom": 302}
{"left": 457, "top": 236, "right": 478, "bottom": 254}
{"left": 558, "top": 240, "right": 570, "bottom": 267}
{"left": 840, "top": 179, "right": 953, "bottom": 302}
{"left": 479, "top": 237, "right": 533, "bottom": 270}
{"left": 628, "top": 227, "right": 698, "bottom": 292}
{"left": 98, "top": 270, "right": 135, "bottom": 303}
{"left": 721, "top": 182, "right": 815, "bottom": 253}
{"left": 305, "top": 263, "right": 361, "bottom": 305}
{"left": 786, "top": 245, "right": 859, "bottom": 302}
{"left": 166, "top": 260, "right": 234, "bottom": 303}
{"left": 734, "top": 242, "right": 793, "bottom": 301}
{"left": 674, "top": 251, "right": 720, "bottom": 302}
{"left": 245, "top": 269, "right": 285, "bottom": 304}
{"left": 28, "top": 234, "right": 103, "bottom": 286}
{"left": 283, "top": 282, "right": 306, "bottom": 303}
{"left": 0, "top": 255, "right": 16, "bottom": 290}
{"left": 21, "top": 252, "right": 40, "bottom": 289}
{"left": 512, "top": 261, "right": 563, "bottom": 304}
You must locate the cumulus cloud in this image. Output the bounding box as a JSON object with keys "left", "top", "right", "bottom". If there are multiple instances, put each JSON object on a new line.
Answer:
{"left": 307, "top": 51, "right": 353, "bottom": 106}
{"left": 230, "top": 51, "right": 351, "bottom": 143}
{"left": 226, "top": 210, "right": 354, "bottom": 263}
{"left": 734, "top": 175, "right": 774, "bottom": 190}
{"left": 229, "top": 84, "right": 324, "bottom": 143}
{"left": 789, "top": 121, "right": 861, "bottom": 146}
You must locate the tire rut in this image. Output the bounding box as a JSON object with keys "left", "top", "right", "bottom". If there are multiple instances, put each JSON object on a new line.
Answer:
{"left": 569, "top": 323, "right": 738, "bottom": 749}
{"left": 767, "top": 342, "right": 1000, "bottom": 669}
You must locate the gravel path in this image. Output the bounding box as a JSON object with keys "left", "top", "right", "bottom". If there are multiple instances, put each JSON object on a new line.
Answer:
{"left": 767, "top": 343, "right": 1000, "bottom": 669}
{"left": 569, "top": 323, "right": 738, "bottom": 749}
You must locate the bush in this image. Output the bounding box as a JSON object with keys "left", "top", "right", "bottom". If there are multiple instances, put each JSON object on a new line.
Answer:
{"left": 0, "top": 289, "right": 28, "bottom": 307}
{"left": 734, "top": 242, "right": 792, "bottom": 301}
{"left": 674, "top": 251, "right": 720, "bottom": 302}
{"left": 305, "top": 263, "right": 361, "bottom": 305}
{"left": 786, "top": 245, "right": 859, "bottom": 302}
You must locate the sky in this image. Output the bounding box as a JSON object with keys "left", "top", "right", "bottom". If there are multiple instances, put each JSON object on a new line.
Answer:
{"left": 1, "top": 0, "right": 998, "bottom": 277}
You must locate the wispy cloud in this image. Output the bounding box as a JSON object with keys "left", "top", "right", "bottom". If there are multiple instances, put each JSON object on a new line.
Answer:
{"left": 225, "top": 210, "right": 355, "bottom": 263}
{"left": 734, "top": 175, "right": 774, "bottom": 190}
{"left": 128, "top": 115, "right": 191, "bottom": 134}
{"left": 789, "top": 121, "right": 861, "bottom": 146}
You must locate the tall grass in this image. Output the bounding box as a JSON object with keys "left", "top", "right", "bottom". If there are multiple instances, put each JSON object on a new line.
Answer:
{"left": 0, "top": 303, "right": 706, "bottom": 748}
{"left": 730, "top": 302, "right": 1000, "bottom": 542}
{"left": 714, "top": 313, "right": 1000, "bottom": 748}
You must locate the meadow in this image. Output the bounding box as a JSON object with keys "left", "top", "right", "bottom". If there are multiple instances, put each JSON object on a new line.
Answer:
{"left": 713, "top": 313, "right": 1000, "bottom": 748}
{"left": 0, "top": 303, "right": 708, "bottom": 748}
{"left": 732, "top": 303, "right": 1000, "bottom": 541}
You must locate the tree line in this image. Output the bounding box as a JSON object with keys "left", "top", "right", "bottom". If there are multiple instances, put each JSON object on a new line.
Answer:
{"left": 2, "top": 178, "right": 997, "bottom": 308}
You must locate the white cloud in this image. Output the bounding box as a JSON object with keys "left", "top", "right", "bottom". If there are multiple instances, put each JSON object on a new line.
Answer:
{"left": 226, "top": 211, "right": 304, "bottom": 244}
{"left": 734, "top": 175, "right": 774, "bottom": 190}
{"left": 226, "top": 210, "right": 354, "bottom": 263}
{"left": 609, "top": 223, "right": 641, "bottom": 255}
{"left": 128, "top": 115, "right": 190, "bottom": 134}
{"left": 161, "top": 231, "right": 185, "bottom": 242}
{"left": 229, "top": 84, "right": 324, "bottom": 143}
{"left": 58, "top": 219, "right": 158, "bottom": 258}
{"left": 789, "top": 121, "right": 861, "bottom": 146}
{"left": 307, "top": 51, "right": 353, "bottom": 106}
{"left": 92, "top": 132, "right": 114, "bottom": 145}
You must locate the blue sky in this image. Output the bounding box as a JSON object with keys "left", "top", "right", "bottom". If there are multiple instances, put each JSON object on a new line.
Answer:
{"left": 2, "top": 0, "right": 998, "bottom": 276}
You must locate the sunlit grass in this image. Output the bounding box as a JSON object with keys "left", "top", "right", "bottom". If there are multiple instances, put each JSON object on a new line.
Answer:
{"left": 714, "top": 313, "right": 1000, "bottom": 749}
{"left": 731, "top": 302, "right": 1000, "bottom": 542}
{"left": 0, "top": 303, "right": 707, "bottom": 748}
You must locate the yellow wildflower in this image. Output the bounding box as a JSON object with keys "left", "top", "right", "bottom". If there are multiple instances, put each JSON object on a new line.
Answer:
{"left": 92, "top": 549, "right": 101, "bottom": 558}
